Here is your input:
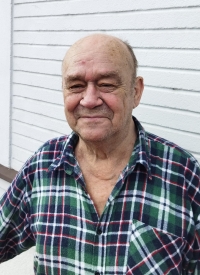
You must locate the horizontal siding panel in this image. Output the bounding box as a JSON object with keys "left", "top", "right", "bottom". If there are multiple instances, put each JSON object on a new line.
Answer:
{"left": 13, "top": 45, "right": 200, "bottom": 71}
{"left": 138, "top": 67, "right": 200, "bottom": 91}
{"left": 12, "top": 120, "right": 61, "bottom": 143}
{"left": 120, "top": 31, "right": 200, "bottom": 49}
{"left": 13, "top": 84, "right": 63, "bottom": 105}
{"left": 14, "top": 30, "right": 200, "bottom": 49}
{"left": 14, "top": 44, "right": 68, "bottom": 60}
{"left": 143, "top": 123, "right": 200, "bottom": 154}
{"left": 13, "top": 31, "right": 89, "bottom": 46}
{"left": 14, "top": 10, "right": 200, "bottom": 31}
{"left": 14, "top": 0, "right": 200, "bottom": 16}
{"left": 0, "top": 179, "right": 10, "bottom": 192}
{"left": 12, "top": 145, "right": 33, "bottom": 163}
{"left": 14, "top": 0, "right": 200, "bottom": 9}
{"left": 12, "top": 132, "right": 43, "bottom": 153}
{"left": 11, "top": 158, "right": 23, "bottom": 172}
{"left": 141, "top": 87, "right": 200, "bottom": 113}
{"left": 13, "top": 71, "right": 61, "bottom": 90}
{"left": 193, "top": 153, "right": 200, "bottom": 164}
{"left": 13, "top": 96, "right": 65, "bottom": 120}
{"left": 13, "top": 57, "right": 61, "bottom": 76}
{"left": 13, "top": 108, "right": 71, "bottom": 135}
{"left": 135, "top": 49, "right": 200, "bottom": 71}
{"left": 0, "top": 187, "right": 6, "bottom": 198}
{"left": 133, "top": 104, "right": 200, "bottom": 134}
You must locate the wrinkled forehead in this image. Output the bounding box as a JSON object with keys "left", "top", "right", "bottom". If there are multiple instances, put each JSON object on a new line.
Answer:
{"left": 62, "top": 36, "right": 133, "bottom": 75}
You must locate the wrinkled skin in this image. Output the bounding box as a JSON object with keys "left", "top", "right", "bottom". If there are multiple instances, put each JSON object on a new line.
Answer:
{"left": 62, "top": 34, "right": 144, "bottom": 149}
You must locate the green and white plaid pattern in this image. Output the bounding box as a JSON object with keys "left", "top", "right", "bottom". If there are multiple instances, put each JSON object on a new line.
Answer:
{"left": 0, "top": 117, "right": 200, "bottom": 275}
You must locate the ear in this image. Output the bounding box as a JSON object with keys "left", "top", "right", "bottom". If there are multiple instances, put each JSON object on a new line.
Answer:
{"left": 132, "top": 76, "right": 144, "bottom": 108}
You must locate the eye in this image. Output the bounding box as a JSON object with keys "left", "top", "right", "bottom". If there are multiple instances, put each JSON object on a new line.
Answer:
{"left": 98, "top": 83, "right": 116, "bottom": 92}
{"left": 69, "top": 84, "right": 85, "bottom": 93}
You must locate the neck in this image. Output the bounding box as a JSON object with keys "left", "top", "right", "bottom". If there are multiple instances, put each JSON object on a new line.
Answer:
{"left": 75, "top": 120, "right": 137, "bottom": 163}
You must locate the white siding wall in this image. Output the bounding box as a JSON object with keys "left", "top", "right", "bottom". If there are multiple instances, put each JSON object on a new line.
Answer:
{"left": 0, "top": 179, "right": 10, "bottom": 198}
{"left": 0, "top": 0, "right": 12, "bottom": 167}
{"left": 11, "top": 0, "right": 200, "bottom": 171}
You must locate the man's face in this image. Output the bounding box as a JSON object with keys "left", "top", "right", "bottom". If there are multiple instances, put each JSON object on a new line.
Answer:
{"left": 62, "top": 36, "right": 142, "bottom": 143}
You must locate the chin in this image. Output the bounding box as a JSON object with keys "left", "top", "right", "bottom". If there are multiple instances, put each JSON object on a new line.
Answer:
{"left": 77, "top": 130, "right": 111, "bottom": 143}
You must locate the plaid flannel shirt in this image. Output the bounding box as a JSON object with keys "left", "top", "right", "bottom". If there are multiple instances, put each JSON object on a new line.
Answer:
{"left": 0, "top": 117, "right": 200, "bottom": 275}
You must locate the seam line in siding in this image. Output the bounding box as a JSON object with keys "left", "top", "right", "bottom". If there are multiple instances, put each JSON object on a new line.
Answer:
{"left": 142, "top": 121, "right": 200, "bottom": 137}
{"left": 13, "top": 70, "right": 61, "bottom": 77}
{"left": 13, "top": 113, "right": 65, "bottom": 124}
{"left": 14, "top": 56, "right": 61, "bottom": 61}
{"left": 12, "top": 6, "right": 200, "bottom": 18}
{"left": 140, "top": 103, "right": 200, "bottom": 115}
{"left": 13, "top": 82, "right": 61, "bottom": 92}
{"left": 145, "top": 85, "right": 200, "bottom": 95}
{"left": 14, "top": 1, "right": 200, "bottom": 10}
{"left": 13, "top": 28, "right": 200, "bottom": 32}
{"left": 12, "top": 43, "right": 200, "bottom": 51}
{"left": 13, "top": 69, "right": 61, "bottom": 77}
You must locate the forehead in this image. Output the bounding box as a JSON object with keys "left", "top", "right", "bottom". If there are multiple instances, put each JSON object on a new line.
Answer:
{"left": 64, "top": 53, "right": 120, "bottom": 78}
{"left": 63, "top": 37, "right": 132, "bottom": 77}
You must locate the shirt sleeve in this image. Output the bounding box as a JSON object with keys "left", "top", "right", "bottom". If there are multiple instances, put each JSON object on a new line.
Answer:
{"left": 0, "top": 163, "right": 35, "bottom": 263}
{"left": 184, "top": 157, "right": 200, "bottom": 275}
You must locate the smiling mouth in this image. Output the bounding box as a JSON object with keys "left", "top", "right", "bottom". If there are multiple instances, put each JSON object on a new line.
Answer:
{"left": 79, "top": 116, "right": 108, "bottom": 122}
{"left": 80, "top": 116, "right": 107, "bottom": 120}
{"left": 80, "top": 116, "right": 105, "bottom": 118}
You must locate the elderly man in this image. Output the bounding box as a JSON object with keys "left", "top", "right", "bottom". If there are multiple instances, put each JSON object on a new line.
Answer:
{"left": 0, "top": 34, "right": 200, "bottom": 275}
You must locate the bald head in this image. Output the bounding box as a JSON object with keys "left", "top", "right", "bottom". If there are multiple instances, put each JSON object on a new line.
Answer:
{"left": 62, "top": 34, "right": 138, "bottom": 83}
{"left": 62, "top": 33, "right": 144, "bottom": 144}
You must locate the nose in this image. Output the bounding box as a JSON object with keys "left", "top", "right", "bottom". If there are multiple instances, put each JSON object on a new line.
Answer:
{"left": 80, "top": 83, "right": 103, "bottom": 108}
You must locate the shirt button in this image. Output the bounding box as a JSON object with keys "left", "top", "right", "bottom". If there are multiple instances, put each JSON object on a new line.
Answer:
{"left": 95, "top": 272, "right": 100, "bottom": 275}
{"left": 97, "top": 227, "right": 102, "bottom": 235}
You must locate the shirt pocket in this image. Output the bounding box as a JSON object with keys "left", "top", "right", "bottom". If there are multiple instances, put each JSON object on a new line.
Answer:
{"left": 127, "top": 220, "right": 185, "bottom": 275}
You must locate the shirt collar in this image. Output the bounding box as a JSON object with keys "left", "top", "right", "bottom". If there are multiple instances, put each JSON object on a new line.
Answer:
{"left": 131, "top": 116, "right": 152, "bottom": 179}
{"left": 48, "top": 116, "right": 152, "bottom": 179}
{"left": 47, "top": 132, "right": 78, "bottom": 174}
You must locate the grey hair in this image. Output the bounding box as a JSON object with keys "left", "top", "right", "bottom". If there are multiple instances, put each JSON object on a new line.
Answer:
{"left": 121, "top": 40, "right": 138, "bottom": 80}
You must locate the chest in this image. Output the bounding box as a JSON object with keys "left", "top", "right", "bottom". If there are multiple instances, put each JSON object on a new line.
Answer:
{"left": 83, "top": 172, "right": 119, "bottom": 217}
{"left": 31, "top": 168, "right": 191, "bottom": 274}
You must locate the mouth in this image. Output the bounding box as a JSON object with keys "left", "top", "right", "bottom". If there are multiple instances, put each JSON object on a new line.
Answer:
{"left": 79, "top": 116, "right": 108, "bottom": 122}
{"left": 74, "top": 103, "right": 113, "bottom": 120}
{"left": 80, "top": 116, "right": 106, "bottom": 119}
{"left": 80, "top": 115, "right": 105, "bottom": 118}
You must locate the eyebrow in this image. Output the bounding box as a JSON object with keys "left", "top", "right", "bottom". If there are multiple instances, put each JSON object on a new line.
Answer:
{"left": 64, "top": 71, "right": 121, "bottom": 83}
{"left": 97, "top": 72, "right": 122, "bottom": 83}
{"left": 64, "top": 75, "right": 82, "bottom": 83}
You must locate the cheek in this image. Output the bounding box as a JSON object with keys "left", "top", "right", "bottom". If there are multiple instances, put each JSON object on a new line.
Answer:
{"left": 101, "top": 93, "right": 120, "bottom": 111}
{"left": 64, "top": 94, "right": 81, "bottom": 113}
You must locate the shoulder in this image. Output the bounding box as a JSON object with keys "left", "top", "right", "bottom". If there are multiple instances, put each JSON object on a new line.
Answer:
{"left": 5, "top": 135, "right": 72, "bottom": 199}
{"left": 37, "top": 135, "right": 69, "bottom": 153}
{"left": 145, "top": 131, "right": 200, "bottom": 208}
{"left": 18, "top": 135, "right": 71, "bottom": 176}
{"left": 33, "top": 135, "right": 70, "bottom": 159}
{"left": 146, "top": 131, "right": 198, "bottom": 164}
{"left": 145, "top": 131, "right": 199, "bottom": 189}
{"left": 134, "top": 116, "right": 199, "bottom": 168}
